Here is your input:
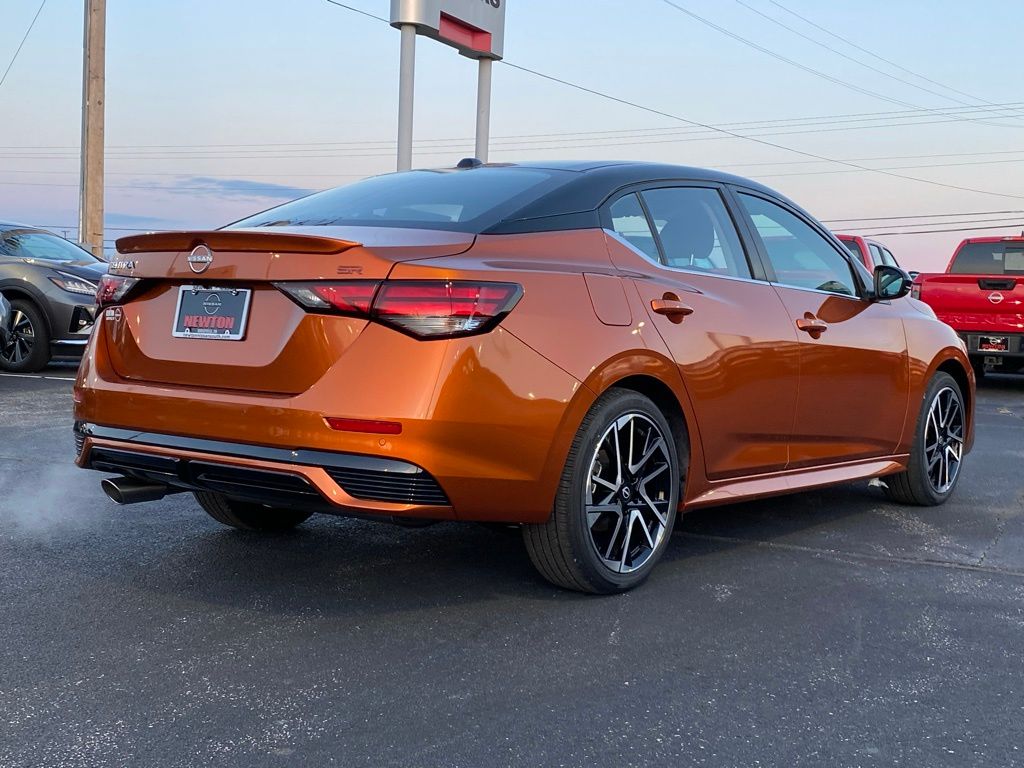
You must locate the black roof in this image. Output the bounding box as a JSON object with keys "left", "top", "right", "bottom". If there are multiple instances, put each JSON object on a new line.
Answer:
{"left": 470, "top": 160, "right": 794, "bottom": 234}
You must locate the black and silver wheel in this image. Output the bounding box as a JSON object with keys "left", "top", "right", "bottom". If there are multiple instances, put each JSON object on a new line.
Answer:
{"left": 195, "top": 491, "right": 313, "bottom": 531}
{"left": 523, "top": 389, "right": 682, "bottom": 594}
{"left": 884, "top": 371, "right": 966, "bottom": 506}
{"left": 0, "top": 300, "right": 50, "bottom": 373}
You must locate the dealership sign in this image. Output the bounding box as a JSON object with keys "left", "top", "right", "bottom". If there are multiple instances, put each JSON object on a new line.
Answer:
{"left": 390, "top": 0, "right": 506, "bottom": 59}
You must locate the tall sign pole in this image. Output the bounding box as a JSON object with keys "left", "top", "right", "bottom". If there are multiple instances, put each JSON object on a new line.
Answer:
{"left": 475, "top": 57, "right": 492, "bottom": 162}
{"left": 390, "top": 1, "right": 506, "bottom": 171}
{"left": 396, "top": 23, "right": 417, "bottom": 172}
{"left": 78, "top": 0, "right": 105, "bottom": 257}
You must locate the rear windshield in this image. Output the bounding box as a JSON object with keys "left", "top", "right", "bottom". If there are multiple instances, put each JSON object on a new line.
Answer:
{"left": 949, "top": 242, "right": 1024, "bottom": 275}
{"left": 228, "top": 168, "right": 570, "bottom": 232}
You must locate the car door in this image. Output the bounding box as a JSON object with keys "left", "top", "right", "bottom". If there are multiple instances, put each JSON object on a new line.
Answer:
{"left": 732, "top": 190, "right": 909, "bottom": 467}
{"left": 604, "top": 184, "right": 800, "bottom": 480}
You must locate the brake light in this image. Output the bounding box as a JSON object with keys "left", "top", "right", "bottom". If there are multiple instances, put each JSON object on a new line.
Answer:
{"left": 911, "top": 284, "right": 921, "bottom": 300}
{"left": 275, "top": 280, "right": 522, "bottom": 339}
{"left": 96, "top": 274, "right": 140, "bottom": 308}
{"left": 374, "top": 281, "right": 522, "bottom": 338}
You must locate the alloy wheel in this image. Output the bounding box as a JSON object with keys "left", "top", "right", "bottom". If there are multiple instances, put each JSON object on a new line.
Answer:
{"left": 584, "top": 412, "right": 674, "bottom": 574}
{"left": 924, "top": 386, "right": 965, "bottom": 494}
{"left": 0, "top": 309, "right": 35, "bottom": 367}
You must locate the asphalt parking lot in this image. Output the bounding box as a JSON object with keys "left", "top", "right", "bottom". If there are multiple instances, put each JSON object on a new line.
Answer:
{"left": 1, "top": 367, "right": 1023, "bottom": 767}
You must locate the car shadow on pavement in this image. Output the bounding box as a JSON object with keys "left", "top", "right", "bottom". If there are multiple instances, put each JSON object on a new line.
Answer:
{"left": 95, "top": 481, "right": 884, "bottom": 616}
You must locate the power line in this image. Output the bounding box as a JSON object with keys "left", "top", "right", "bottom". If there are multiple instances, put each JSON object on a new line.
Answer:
{"left": 822, "top": 209, "right": 1024, "bottom": 224}
{"left": 731, "top": 0, "right": 1018, "bottom": 128}
{"left": 323, "top": 0, "right": 387, "bottom": 23}
{"left": 852, "top": 222, "right": 1024, "bottom": 237}
{"left": 767, "top": 0, "right": 1013, "bottom": 114}
{"left": 3, "top": 100, "right": 1024, "bottom": 153}
{"left": 658, "top": 0, "right": 1018, "bottom": 132}
{"left": 0, "top": 0, "right": 46, "bottom": 90}
{"left": 498, "top": 61, "right": 1024, "bottom": 202}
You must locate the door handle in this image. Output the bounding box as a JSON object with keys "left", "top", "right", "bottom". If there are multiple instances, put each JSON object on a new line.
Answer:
{"left": 796, "top": 316, "right": 828, "bottom": 336}
{"left": 651, "top": 298, "right": 694, "bottom": 323}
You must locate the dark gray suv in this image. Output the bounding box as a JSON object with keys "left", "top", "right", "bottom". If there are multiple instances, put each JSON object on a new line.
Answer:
{"left": 0, "top": 223, "right": 106, "bottom": 372}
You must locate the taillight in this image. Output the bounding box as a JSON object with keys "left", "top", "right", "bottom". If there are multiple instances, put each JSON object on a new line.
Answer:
{"left": 911, "top": 284, "right": 921, "bottom": 300}
{"left": 96, "top": 274, "right": 140, "bottom": 308}
{"left": 275, "top": 280, "right": 522, "bottom": 339}
{"left": 275, "top": 281, "right": 380, "bottom": 317}
{"left": 373, "top": 281, "right": 522, "bottom": 338}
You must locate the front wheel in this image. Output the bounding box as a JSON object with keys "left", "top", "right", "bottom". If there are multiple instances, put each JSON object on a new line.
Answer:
{"left": 884, "top": 372, "right": 966, "bottom": 506}
{"left": 0, "top": 300, "right": 50, "bottom": 373}
{"left": 523, "top": 390, "right": 682, "bottom": 594}
{"left": 195, "top": 492, "right": 313, "bottom": 531}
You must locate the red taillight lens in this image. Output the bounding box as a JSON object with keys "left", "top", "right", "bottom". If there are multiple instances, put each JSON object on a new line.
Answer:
{"left": 274, "top": 281, "right": 380, "bottom": 316}
{"left": 911, "top": 284, "right": 921, "bottom": 300}
{"left": 325, "top": 417, "right": 402, "bottom": 435}
{"left": 275, "top": 280, "right": 522, "bottom": 339}
{"left": 96, "top": 274, "right": 140, "bottom": 308}
{"left": 373, "top": 281, "right": 522, "bottom": 338}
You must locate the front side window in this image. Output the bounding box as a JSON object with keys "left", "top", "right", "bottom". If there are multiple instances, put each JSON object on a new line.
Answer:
{"left": 609, "top": 193, "right": 661, "bottom": 262}
{"left": 738, "top": 193, "right": 858, "bottom": 296}
{"left": 881, "top": 248, "right": 898, "bottom": 267}
{"left": 639, "top": 187, "right": 751, "bottom": 278}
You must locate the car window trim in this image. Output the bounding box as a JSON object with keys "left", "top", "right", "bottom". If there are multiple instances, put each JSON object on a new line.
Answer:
{"left": 601, "top": 181, "right": 765, "bottom": 282}
{"left": 727, "top": 186, "right": 869, "bottom": 300}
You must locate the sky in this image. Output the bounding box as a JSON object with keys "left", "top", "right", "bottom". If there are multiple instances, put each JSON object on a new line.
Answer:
{"left": 1, "top": 0, "right": 1023, "bottom": 270}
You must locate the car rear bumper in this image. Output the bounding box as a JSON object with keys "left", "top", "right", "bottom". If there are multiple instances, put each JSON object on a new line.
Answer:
{"left": 73, "top": 325, "right": 590, "bottom": 523}
{"left": 76, "top": 422, "right": 454, "bottom": 519}
{"left": 957, "top": 331, "right": 1024, "bottom": 359}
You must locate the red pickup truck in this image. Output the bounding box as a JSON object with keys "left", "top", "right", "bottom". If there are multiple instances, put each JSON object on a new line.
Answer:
{"left": 913, "top": 235, "right": 1024, "bottom": 377}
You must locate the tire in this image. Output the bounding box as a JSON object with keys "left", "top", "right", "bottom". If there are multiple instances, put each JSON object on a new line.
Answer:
{"left": 884, "top": 372, "right": 966, "bottom": 506}
{"left": 522, "top": 389, "right": 682, "bottom": 594}
{"left": 194, "top": 491, "right": 313, "bottom": 531}
{"left": 0, "top": 299, "right": 50, "bottom": 373}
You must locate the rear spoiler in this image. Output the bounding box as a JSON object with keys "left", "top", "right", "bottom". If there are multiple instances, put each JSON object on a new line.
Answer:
{"left": 115, "top": 230, "right": 361, "bottom": 255}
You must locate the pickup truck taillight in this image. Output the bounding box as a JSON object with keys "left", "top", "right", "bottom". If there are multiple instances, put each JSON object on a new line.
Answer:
{"left": 275, "top": 280, "right": 523, "bottom": 340}
{"left": 910, "top": 284, "right": 921, "bottom": 300}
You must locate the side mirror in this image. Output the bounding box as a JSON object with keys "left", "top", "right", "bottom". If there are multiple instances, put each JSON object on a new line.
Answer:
{"left": 873, "top": 265, "right": 912, "bottom": 301}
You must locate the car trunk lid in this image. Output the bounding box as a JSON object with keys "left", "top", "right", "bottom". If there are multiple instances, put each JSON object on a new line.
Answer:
{"left": 104, "top": 226, "right": 475, "bottom": 394}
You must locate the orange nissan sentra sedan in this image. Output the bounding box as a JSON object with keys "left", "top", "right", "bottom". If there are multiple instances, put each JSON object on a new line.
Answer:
{"left": 74, "top": 161, "right": 974, "bottom": 593}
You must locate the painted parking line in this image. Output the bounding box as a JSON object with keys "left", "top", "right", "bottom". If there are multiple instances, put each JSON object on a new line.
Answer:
{"left": 0, "top": 373, "right": 76, "bottom": 381}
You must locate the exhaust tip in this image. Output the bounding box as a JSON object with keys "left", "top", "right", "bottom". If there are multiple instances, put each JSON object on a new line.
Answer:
{"left": 101, "top": 476, "right": 169, "bottom": 505}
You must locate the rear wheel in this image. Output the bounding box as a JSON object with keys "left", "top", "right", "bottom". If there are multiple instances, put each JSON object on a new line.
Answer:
{"left": 0, "top": 300, "right": 50, "bottom": 373}
{"left": 523, "top": 390, "right": 682, "bottom": 594}
{"left": 884, "top": 372, "right": 966, "bottom": 506}
{"left": 194, "top": 491, "right": 313, "bottom": 531}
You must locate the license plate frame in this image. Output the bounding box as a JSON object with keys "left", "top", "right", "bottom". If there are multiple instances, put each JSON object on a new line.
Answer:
{"left": 172, "top": 285, "right": 252, "bottom": 341}
{"left": 979, "top": 335, "right": 1009, "bottom": 352}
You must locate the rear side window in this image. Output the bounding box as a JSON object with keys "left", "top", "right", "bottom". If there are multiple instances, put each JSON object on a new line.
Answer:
{"left": 639, "top": 187, "right": 751, "bottom": 278}
{"left": 609, "top": 194, "right": 661, "bottom": 262}
{"left": 949, "top": 242, "right": 1024, "bottom": 275}
{"left": 228, "top": 168, "right": 570, "bottom": 232}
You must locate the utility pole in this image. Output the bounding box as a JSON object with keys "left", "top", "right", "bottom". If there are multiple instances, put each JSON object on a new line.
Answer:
{"left": 78, "top": 0, "right": 105, "bottom": 257}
